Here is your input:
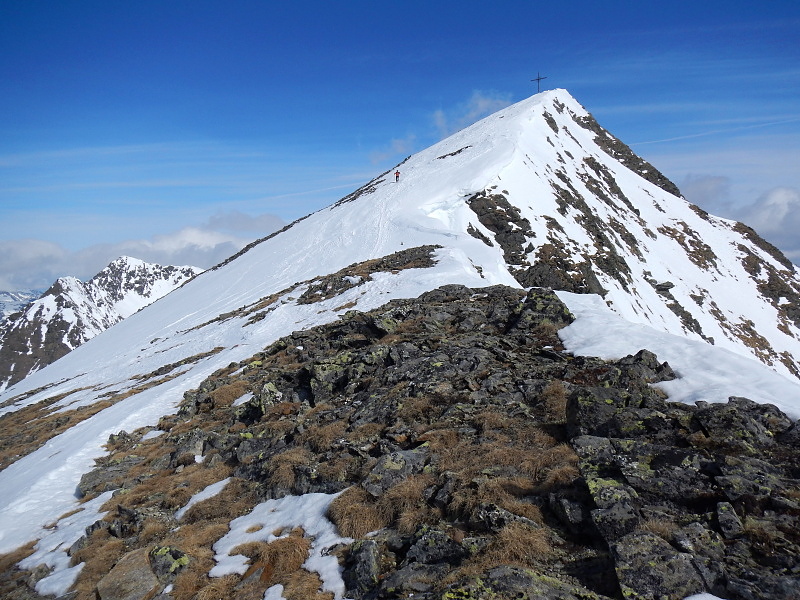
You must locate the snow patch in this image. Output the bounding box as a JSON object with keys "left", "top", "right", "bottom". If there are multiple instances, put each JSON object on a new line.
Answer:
{"left": 175, "top": 477, "right": 231, "bottom": 521}
{"left": 210, "top": 492, "right": 352, "bottom": 599}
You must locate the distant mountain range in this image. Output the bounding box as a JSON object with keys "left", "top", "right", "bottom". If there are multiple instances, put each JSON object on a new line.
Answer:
{"left": 0, "top": 256, "right": 201, "bottom": 391}
{"left": 0, "top": 290, "right": 42, "bottom": 322}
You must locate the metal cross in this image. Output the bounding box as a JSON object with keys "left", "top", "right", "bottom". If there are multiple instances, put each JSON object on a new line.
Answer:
{"left": 531, "top": 72, "right": 548, "bottom": 93}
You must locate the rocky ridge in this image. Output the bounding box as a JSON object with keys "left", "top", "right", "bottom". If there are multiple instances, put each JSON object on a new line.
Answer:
{"left": 4, "top": 284, "right": 797, "bottom": 600}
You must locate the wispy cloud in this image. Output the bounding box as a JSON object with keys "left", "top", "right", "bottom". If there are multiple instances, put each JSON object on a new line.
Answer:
{"left": 433, "top": 91, "right": 514, "bottom": 139}
{"left": 0, "top": 211, "right": 286, "bottom": 291}
{"left": 369, "top": 135, "right": 417, "bottom": 164}
{"left": 632, "top": 117, "right": 800, "bottom": 146}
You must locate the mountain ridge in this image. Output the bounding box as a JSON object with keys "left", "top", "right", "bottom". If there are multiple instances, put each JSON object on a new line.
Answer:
{"left": 0, "top": 89, "right": 799, "bottom": 600}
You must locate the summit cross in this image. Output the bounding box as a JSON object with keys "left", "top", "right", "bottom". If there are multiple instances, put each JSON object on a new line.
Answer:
{"left": 531, "top": 72, "right": 548, "bottom": 93}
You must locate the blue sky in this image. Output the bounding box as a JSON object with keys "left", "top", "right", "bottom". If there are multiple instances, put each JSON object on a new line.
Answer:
{"left": 1, "top": 1, "right": 798, "bottom": 289}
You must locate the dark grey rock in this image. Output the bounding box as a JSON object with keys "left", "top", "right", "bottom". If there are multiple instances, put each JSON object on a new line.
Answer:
{"left": 343, "top": 540, "right": 380, "bottom": 598}
{"left": 363, "top": 447, "right": 429, "bottom": 497}
{"left": 611, "top": 531, "right": 706, "bottom": 600}
{"left": 716, "top": 502, "right": 744, "bottom": 539}
{"left": 404, "top": 527, "right": 466, "bottom": 565}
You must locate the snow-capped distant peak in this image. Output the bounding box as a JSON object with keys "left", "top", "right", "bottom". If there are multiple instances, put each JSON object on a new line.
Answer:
{"left": 0, "top": 257, "right": 202, "bottom": 391}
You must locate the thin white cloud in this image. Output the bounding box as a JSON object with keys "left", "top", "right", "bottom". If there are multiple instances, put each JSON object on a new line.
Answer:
{"left": 679, "top": 174, "right": 732, "bottom": 213}
{"left": 369, "top": 135, "right": 417, "bottom": 164}
{"left": 632, "top": 117, "right": 800, "bottom": 146}
{"left": 0, "top": 211, "right": 286, "bottom": 291}
{"left": 739, "top": 187, "right": 800, "bottom": 236}
{"left": 433, "top": 90, "right": 514, "bottom": 139}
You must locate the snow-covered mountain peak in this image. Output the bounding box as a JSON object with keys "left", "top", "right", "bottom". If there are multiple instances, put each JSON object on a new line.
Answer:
{"left": 0, "top": 257, "right": 202, "bottom": 391}
{"left": 240, "top": 88, "right": 800, "bottom": 380}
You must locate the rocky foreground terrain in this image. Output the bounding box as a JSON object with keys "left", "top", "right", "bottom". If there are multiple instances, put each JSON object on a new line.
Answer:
{"left": 2, "top": 284, "right": 798, "bottom": 600}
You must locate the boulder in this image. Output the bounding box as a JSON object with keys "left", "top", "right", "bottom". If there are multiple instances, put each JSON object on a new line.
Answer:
{"left": 343, "top": 540, "right": 380, "bottom": 599}
{"left": 96, "top": 548, "right": 161, "bottom": 600}
{"left": 363, "top": 447, "right": 429, "bottom": 497}
{"left": 404, "top": 527, "right": 466, "bottom": 565}
{"left": 611, "top": 531, "right": 706, "bottom": 600}
{"left": 444, "top": 565, "right": 616, "bottom": 599}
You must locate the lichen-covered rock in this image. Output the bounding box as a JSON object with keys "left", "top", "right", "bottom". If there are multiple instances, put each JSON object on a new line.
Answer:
{"left": 148, "top": 546, "right": 188, "bottom": 583}
{"left": 364, "top": 447, "right": 429, "bottom": 497}
{"left": 96, "top": 548, "right": 161, "bottom": 600}
{"left": 405, "top": 527, "right": 467, "bottom": 566}
{"left": 442, "top": 566, "right": 616, "bottom": 599}
{"left": 693, "top": 397, "right": 793, "bottom": 454}
{"left": 716, "top": 502, "right": 744, "bottom": 539}
{"left": 611, "top": 532, "right": 705, "bottom": 600}
{"left": 343, "top": 540, "right": 381, "bottom": 599}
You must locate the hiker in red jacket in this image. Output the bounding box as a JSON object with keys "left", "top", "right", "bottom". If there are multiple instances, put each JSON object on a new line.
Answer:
{"left": 395, "top": 170, "right": 400, "bottom": 182}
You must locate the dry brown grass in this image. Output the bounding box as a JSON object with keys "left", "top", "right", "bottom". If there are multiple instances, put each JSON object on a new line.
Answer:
{"left": 316, "top": 454, "right": 358, "bottom": 483}
{"left": 205, "top": 528, "right": 313, "bottom": 600}
{"left": 282, "top": 568, "right": 335, "bottom": 600}
{"left": 397, "top": 396, "right": 436, "bottom": 423}
{"left": 541, "top": 381, "right": 568, "bottom": 422}
{"left": 0, "top": 390, "right": 112, "bottom": 471}
{"left": 304, "top": 402, "right": 335, "bottom": 418}
{"left": 417, "top": 427, "right": 460, "bottom": 453}
{"left": 171, "top": 521, "right": 232, "bottom": 600}
{"left": 70, "top": 528, "right": 126, "bottom": 600}
{"left": 377, "top": 474, "right": 436, "bottom": 534}
{"left": 450, "top": 476, "right": 542, "bottom": 522}
{"left": 262, "top": 418, "right": 297, "bottom": 438}
{"left": 472, "top": 409, "right": 512, "bottom": 432}
{"left": 181, "top": 477, "right": 258, "bottom": 524}
{"left": 639, "top": 518, "right": 679, "bottom": 541}
{"left": 252, "top": 529, "right": 310, "bottom": 583}
{"left": 346, "top": 421, "right": 385, "bottom": 442}
{"left": 0, "top": 541, "right": 39, "bottom": 600}
{"left": 100, "top": 469, "right": 170, "bottom": 511}
{"left": 195, "top": 574, "right": 239, "bottom": 600}
{"left": 0, "top": 540, "right": 36, "bottom": 572}
{"left": 440, "top": 521, "right": 552, "bottom": 589}
{"left": 210, "top": 380, "right": 251, "bottom": 407}
{"left": 482, "top": 521, "right": 552, "bottom": 566}
{"left": 520, "top": 443, "right": 580, "bottom": 487}
{"left": 540, "top": 463, "right": 581, "bottom": 490}
{"left": 107, "top": 461, "right": 232, "bottom": 513}
{"left": 302, "top": 421, "right": 347, "bottom": 453}
{"left": 328, "top": 487, "right": 385, "bottom": 537}
{"left": 139, "top": 518, "right": 170, "bottom": 544}
{"left": 264, "top": 401, "right": 302, "bottom": 418}
{"left": 783, "top": 488, "right": 800, "bottom": 501}
{"left": 269, "top": 447, "right": 313, "bottom": 489}
{"left": 532, "top": 320, "right": 562, "bottom": 340}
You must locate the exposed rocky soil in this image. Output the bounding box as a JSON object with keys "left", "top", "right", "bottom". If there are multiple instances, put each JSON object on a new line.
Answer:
{"left": 2, "top": 284, "right": 798, "bottom": 600}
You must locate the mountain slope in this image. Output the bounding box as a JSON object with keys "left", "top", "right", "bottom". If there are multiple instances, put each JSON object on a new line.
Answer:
{"left": 0, "top": 257, "right": 201, "bottom": 391}
{"left": 0, "top": 89, "right": 799, "bottom": 599}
